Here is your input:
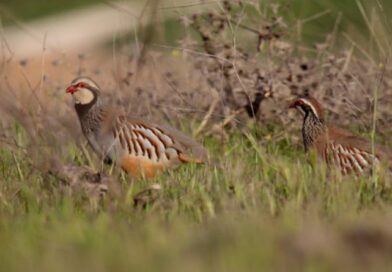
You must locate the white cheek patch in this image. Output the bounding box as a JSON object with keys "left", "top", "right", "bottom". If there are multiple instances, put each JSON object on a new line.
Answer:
{"left": 299, "top": 99, "right": 319, "bottom": 119}
{"left": 72, "top": 88, "right": 94, "bottom": 104}
{"left": 307, "top": 104, "right": 319, "bottom": 119}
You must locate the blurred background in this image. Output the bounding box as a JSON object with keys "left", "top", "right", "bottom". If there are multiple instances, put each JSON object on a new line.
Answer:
{"left": 2, "top": 0, "right": 392, "bottom": 57}
{"left": 1, "top": 1, "right": 392, "bottom": 272}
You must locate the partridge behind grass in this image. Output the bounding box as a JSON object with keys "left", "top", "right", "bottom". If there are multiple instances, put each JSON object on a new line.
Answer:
{"left": 290, "top": 96, "right": 392, "bottom": 175}
{"left": 66, "top": 77, "right": 208, "bottom": 178}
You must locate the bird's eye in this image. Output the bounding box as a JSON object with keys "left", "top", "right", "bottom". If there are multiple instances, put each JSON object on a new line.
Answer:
{"left": 76, "top": 82, "right": 85, "bottom": 88}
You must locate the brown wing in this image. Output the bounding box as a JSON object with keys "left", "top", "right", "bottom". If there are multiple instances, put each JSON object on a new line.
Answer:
{"left": 329, "top": 126, "right": 392, "bottom": 162}
{"left": 153, "top": 122, "right": 208, "bottom": 163}
{"left": 325, "top": 141, "right": 379, "bottom": 175}
{"left": 112, "top": 116, "right": 207, "bottom": 165}
{"left": 325, "top": 126, "right": 392, "bottom": 174}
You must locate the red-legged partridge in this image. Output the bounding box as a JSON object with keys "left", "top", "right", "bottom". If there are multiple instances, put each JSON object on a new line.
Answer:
{"left": 290, "top": 96, "right": 392, "bottom": 175}
{"left": 66, "top": 77, "right": 208, "bottom": 178}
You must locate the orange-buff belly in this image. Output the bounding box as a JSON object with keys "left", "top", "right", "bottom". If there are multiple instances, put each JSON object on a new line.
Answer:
{"left": 120, "top": 155, "right": 167, "bottom": 178}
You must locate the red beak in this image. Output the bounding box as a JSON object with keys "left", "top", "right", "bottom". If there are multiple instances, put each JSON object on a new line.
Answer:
{"left": 289, "top": 99, "right": 302, "bottom": 109}
{"left": 288, "top": 101, "right": 297, "bottom": 109}
{"left": 66, "top": 85, "right": 76, "bottom": 94}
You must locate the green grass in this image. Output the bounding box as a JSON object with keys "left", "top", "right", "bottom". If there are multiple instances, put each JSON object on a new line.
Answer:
{"left": 108, "top": 0, "right": 392, "bottom": 61}
{"left": 1, "top": 124, "right": 392, "bottom": 271}
{"left": 3, "top": 0, "right": 392, "bottom": 43}
{"left": 2, "top": 0, "right": 392, "bottom": 270}
{"left": 261, "top": 0, "right": 392, "bottom": 41}
{"left": 0, "top": 0, "right": 103, "bottom": 24}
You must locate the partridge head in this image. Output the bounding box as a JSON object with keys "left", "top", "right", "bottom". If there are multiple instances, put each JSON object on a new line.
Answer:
{"left": 66, "top": 77, "right": 208, "bottom": 178}
{"left": 290, "top": 95, "right": 392, "bottom": 175}
{"left": 66, "top": 77, "right": 99, "bottom": 105}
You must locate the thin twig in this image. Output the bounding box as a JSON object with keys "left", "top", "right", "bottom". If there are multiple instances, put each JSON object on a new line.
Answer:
{"left": 371, "top": 56, "right": 388, "bottom": 185}
{"left": 12, "top": 153, "right": 24, "bottom": 181}
{"left": 194, "top": 96, "right": 219, "bottom": 136}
